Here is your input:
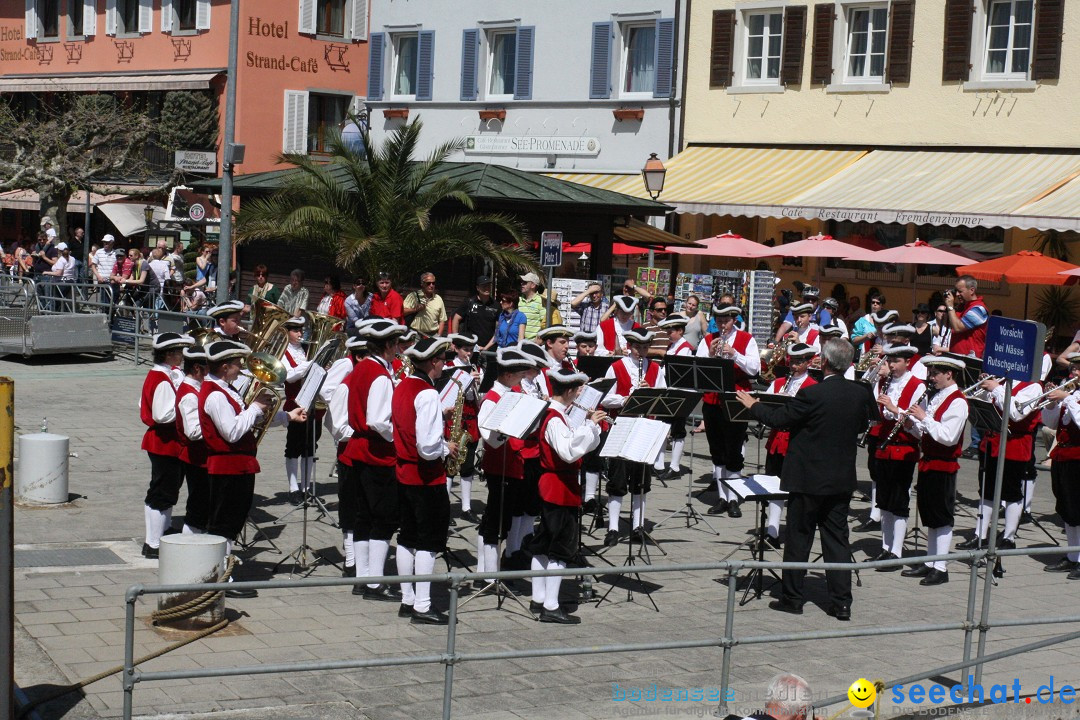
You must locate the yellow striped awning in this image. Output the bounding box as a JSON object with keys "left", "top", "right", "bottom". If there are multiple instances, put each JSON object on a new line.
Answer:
{"left": 785, "top": 150, "right": 1080, "bottom": 230}
{"left": 1011, "top": 173, "right": 1080, "bottom": 230}
{"left": 542, "top": 172, "right": 639, "bottom": 192}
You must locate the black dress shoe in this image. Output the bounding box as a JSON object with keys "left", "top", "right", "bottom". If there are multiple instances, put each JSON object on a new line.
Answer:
{"left": 603, "top": 530, "right": 621, "bottom": 547}
{"left": 901, "top": 564, "right": 932, "bottom": 578}
{"left": 657, "top": 468, "right": 678, "bottom": 481}
{"left": 920, "top": 569, "right": 949, "bottom": 586}
{"left": 875, "top": 552, "right": 901, "bottom": 571}
{"left": 853, "top": 518, "right": 881, "bottom": 533}
{"left": 582, "top": 498, "right": 598, "bottom": 514}
{"left": 162, "top": 526, "right": 180, "bottom": 536}
{"left": 288, "top": 490, "right": 304, "bottom": 506}
{"left": 768, "top": 598, "right": 803, "bottom": 615}
{"left": 992, "top": 559, "right": 1005, "bottom": 578}
{"left": 629, "top": 528, "right": 646, "bottom": 544}
{"left": 461, "top": 510, "right": 480, "bottom": 525}
{"left": 398, "top": 603, "right": 413, "bottom": 618}
{"left": 707, "top": 500, "right": 729, "bottom": 516}
{"left": 539, "top": 607, "right": 581, "bottom": 624}
{"left": 826, "top": 603, "right": 851, "bottom": 621}
{"left": 449, "top": 516, "right": 457, "bottom": 527}
{"left": 364, "top": 584, "right": 402, "bottom": 602}
{"left": 961, "top": 447, "right": 978, "bottom": 459}
{"left": 342, "top": 566, "right": 355, "bottom": 578}
{"left": 956, "top": 537, "right": 982, "bottom": 550}
{"left": 225, "top": 587, "right": 258, "bottom": 599}
{"left": 141, "top": 543, "right": 159, "bottom": 560}
{"left": 997, "top": 537, "right": 1017, "bottom": 550}
{"left": 1044, "top": 558, "right": 1079, "bottom": 573}
{"left": 411, "top": 608, "right": 449, "bottom": 625}
{"left": 529, "top": 600, "right": 544, "bottom": 614}
{"left": 869, "top": 548, "right": 890, "bottom": 562}
{"left": 351, "top": 584, "right": 366, "bottom": 596}
{"left": 727, "top": 501, "right": 742, "bottom": 519}
{"left": 1067, "top": 567, "right": 1080, "bottom": 580}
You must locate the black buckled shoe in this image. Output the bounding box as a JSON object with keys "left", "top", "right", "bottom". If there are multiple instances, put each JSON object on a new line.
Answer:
{"left": 825, "top": 603, "right": 851, "bottom": 621}
{"left": 869, "top": 548, "right": 890, "bottom": 562}
{"left": 727, "top": 501, "right": 742, "bottom": 519}
{"left": 875, "top": 552, "right": 901, "bottom": 571}
{"left": 410, "top": 608, "right": 449, "bottom": 625}
{"left": 398, "top": 603, "right": 413, "bottom": 618}
{"left": 707, "top": 500, "right": 729, "bottom": 516}
{"left": 539, "top": 607, "right": 581, "bottom": 624}
{"left": 920, "top": 569, "right": 949, "bottom": 586}
{"left": 768, "top": 598, "right": 803, "bottom": 615}
{"left": 1044, "top": 558, "right": 1079, "bottom": 573}
{"left": 529, "top": 600, "right": 544, "bottom": 615}
{"left": 364, "top": 584, "right": 402, "bottom": 602}
{"left": 997, "top": 536, "right": 1017, "bottom": 550}
{"left": 956, "top": 537, "right": 982, "bottom": 550}
{"left": 351, "top": 584, "right": 366, "bottom": 596}
{"left": 1067, "top": 567, "right": 1080, "bottom": 580}
{"left": 141, "top": 543, "right": 159, "bottom": 560}
{"left": 853, "top": 518, "right": 881, "bottom": 533}
{"left": 603, "top": 530, "right": 621, "bottom": 547}
{"left": 342, "top": 566, "right": 355, "bottom": 578}
{"left": 901, "top": 564, "right": 932, "bottom": 578}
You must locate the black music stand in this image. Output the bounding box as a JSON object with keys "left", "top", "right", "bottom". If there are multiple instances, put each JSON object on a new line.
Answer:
{"left": 477, "top": 351, "right": 498, "bottom": 394}
{"left": 576, "top": 355, "right": 618, "bottom": 381}
{"left": 722, "top": 475, "right": 786, "bottom": 605}
{"left": 968, "top": 396, "right": 1005, "bottom": 581}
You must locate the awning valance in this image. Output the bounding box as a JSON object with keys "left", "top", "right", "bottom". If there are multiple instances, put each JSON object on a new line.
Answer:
{"left": 0, "top": 71, "right": 221, "bottom": 93}
{"left": 0, "top": 189, "right": 124, "bottom": 212}
{"left": 614, "top": 218, "right": 698, "bottom": 247}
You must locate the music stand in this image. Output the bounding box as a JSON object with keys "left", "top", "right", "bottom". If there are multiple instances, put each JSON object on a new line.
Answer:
{"left": 576, "top": 356, "right": 618, "bottom": 382}
{"left": 967, "top": 396, "right": 1005, "bottom": 581}
{"left": 722, "top": 475, "right": 786, "bottom": 605}
{"left": 477, "top": 351, "right": 498, "bottom": 394}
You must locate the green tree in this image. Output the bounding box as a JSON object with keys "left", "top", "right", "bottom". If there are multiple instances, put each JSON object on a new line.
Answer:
{"left": 235, "top": 118, "right": 538, "bottom": 281}
{"left": 158, "top": 91, "right": 219, "bottom": 152}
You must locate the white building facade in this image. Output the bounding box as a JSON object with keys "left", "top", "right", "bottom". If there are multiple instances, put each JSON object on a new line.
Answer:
{"left": 364, "top": 0, "right": 686, "bottom": 179}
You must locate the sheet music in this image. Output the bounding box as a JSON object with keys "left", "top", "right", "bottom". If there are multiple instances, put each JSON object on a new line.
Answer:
{"left": 599, "top": 417, "right": 670, "bottom": 463}
{"left": 438, "top": 369, "right": 474, "bottom": 411}
{"left": 567, "top": 379, "right": 614, "bottom": 430}
{"left": 479, "top": 393, "right": 549, "bottom": 439}
{"left": 295, "top": 364, "right": 327, "bottom": 412}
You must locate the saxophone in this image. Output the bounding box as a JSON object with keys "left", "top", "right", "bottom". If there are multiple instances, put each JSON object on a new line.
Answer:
{"left": 393, "top": 355, "right": 413, "bottom": 382}
{"left": 445, "top": 377, "right": 468, "bottom": 477}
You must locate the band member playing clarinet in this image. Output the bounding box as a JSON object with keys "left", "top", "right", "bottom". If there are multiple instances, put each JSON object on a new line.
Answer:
{"left": 1041, "top": 353, "right": 1080, "bottom": 578}
{"left": 901, "top": 356, "right": 968, "bottom": 586}
{"left": 140, "top": 333, "right": 193, "bottom": 559}
{"left": 529, "top": 368, "right": 606, "bottom": 624}
{"left": 392, "top": 337, "right": 456, "bottom": 625}
{"left": 656, "top": 313, "right": 694, "bottom": 480}
{"left": 601, "top": 329, "right": 666, "bottom": 546}
{"left": 697, "top": 304, "right": 760, "bottom": 518}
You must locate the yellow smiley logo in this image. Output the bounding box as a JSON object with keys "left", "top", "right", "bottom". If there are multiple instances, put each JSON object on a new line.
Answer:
{"left": 848, "top": 678, "right": 876, "bottom": 709}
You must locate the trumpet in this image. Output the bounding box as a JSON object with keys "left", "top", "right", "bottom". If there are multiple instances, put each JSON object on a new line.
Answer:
{"left": 961, "top": 373, "right": 1002, "bottom": 399}
{"left": 1015, "top": 376, "right": 1080, "bottom": 413}
{"left": 858, "top": 355, "right": 887, "bottom": 385}
{"left": 759, "top": 336, "right": 790, "bottom": 383}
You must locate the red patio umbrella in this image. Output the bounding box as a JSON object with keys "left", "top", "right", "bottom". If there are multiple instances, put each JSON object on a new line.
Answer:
{"left": 845, "top": 239, "right": 975, "bottom": 303}
{"left": 957, "top": 250, "right": 1079, "bottom": 316}
{"left": 773, "top": 233, "right": 875, "bottom": 258}
{"left": 564, "top": 242, "right": 652, "bottom": 256}
{"left": 666, "top": 231, "right": 776, "bottom": 258}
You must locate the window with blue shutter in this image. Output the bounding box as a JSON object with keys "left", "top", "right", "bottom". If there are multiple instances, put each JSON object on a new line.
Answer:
{"left": 461, "top": 28, "right": 480, "bottom": 101}
{"left": 513, "top": 26, "right": 535, "bottom": 100}
{"left": 590, "top": 22, "right": 612, "bottom": 99}
{"left": 416, "top": 30, "right": 435, "bottom": 100}
{"left": 653, "top": 18, "right": 675, "bottom": 98}
{"left": 367, "top": 32, "right": 385, "bottom": 100}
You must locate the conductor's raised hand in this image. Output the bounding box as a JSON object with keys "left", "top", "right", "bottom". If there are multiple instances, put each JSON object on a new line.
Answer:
{"left": 736, "top": 389, "right": 757, "bottom": 409}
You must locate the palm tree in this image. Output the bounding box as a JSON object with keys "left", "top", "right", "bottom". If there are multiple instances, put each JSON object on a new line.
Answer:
{"left": 235, "top": 118, "right": 538, "bottom": 281}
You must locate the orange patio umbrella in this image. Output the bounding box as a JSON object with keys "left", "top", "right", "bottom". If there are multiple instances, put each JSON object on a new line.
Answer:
{"left": 957, "top": 250, "right": 1078, "bottom": 316}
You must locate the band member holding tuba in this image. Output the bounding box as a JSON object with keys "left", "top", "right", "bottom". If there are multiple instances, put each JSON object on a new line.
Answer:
{"left": 872, "top": 344, "right": 925, "bottom": 569}
{"left": 282, "top": 315, "right": 317, "bottom": 505}
{"left": 198, "top": 340, "right": 306, "bottom": 597}
{"left": 392, "top": 337, "right": 456, "bottom": 625}
{"left": 176, "top": 344, "right": 210, "bottom": 535}
{"left": 901, "top": 356, "right": 968, "bottom": 586}
{"left": 446, "top": 333, "right": 482, "bottom": 524}
{"left": 697, "top": 304, "right": 760, "bottom": 518}
{"left": 208, "top": 300, "right": 246, "bottom": 341}
{"left": 601, "top": 329, "right": 666, "bottom": 546}
{"left": 529, "top": 367, "right": 606, "bottom": 624}
{"left": 139, "top": 332, "right": 193, "bottom": 559}
{"left": 1040, "top": 353, "right": 1080, "bottom": 577}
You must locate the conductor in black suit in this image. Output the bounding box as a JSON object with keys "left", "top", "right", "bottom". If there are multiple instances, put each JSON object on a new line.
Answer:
{"left": 737, "top": 338, "right": 876, "bottom": 621}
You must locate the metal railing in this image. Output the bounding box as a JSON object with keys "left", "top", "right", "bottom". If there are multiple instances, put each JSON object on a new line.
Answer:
{"left": 122, "top": 543, "right": 1080, "bottom": 720}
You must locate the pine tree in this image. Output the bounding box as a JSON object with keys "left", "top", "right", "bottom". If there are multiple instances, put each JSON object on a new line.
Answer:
{"left": 158, "top": 91, "right": 219, "bottom": 152}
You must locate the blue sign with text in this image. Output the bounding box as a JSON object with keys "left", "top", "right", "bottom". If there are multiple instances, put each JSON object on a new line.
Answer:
{"left": 983, "top": 316, "right": 1045, "bottom": 382}
{"left": 540, "top": 231, "right": 563, "bottom": 268}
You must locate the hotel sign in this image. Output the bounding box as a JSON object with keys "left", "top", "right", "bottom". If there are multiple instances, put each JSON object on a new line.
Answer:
{"left": 464, "top": 136, "right": 601, "bottom": 156}
{"left": 175, "top": 150, "right": 217, "bottom": 174}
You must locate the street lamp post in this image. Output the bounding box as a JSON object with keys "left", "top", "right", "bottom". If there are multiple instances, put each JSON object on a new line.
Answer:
{"left": 641, "top": 153, "right": 668, "bottom": 270}
{"left": 143, "top": 204, "right": 154, "bottom": 251}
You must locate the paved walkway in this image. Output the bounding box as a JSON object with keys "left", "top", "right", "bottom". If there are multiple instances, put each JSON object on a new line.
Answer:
{"left": 8, "top": 355, "right": 1080, "bottom": 720}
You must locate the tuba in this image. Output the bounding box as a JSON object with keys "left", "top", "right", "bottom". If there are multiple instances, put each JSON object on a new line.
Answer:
{"left": 302, "top": 309, "right": 347, "bottom": 363}
{"left": 242, "top": 351, "right": 288, "bottom": 445}
{"left": 248, "top": 299, "right": 291, "bottom": 356}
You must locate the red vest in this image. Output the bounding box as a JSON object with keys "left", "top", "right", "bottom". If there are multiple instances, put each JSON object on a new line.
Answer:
{"left": 765, "top": 375, "right": 817, "bottom": 456}
{"left": 198, "top": 382, "right": 259, "bottom": 475}
{"left": 541, "top": 357, "right": 577, "bottom": 395}
{"left": 342, "top": 357, "right": 396, "bottom": 467}
{"left": 393, "top": 376, "right": 446, "bottom": 486}
{"left": 610, "top": 358, "right": 661, "bottom": 419}
{"left": 140, "top": 369, "right": 180, "bottom": 457}
{"left": 1051, "top": 402, "right": 1080, "bottom": 461}
{"left": 805, "top": 328, "right": 819, "bottom": 347}
{"left": 480, "top": 387, "right": 526, "bottom": 479}
{"left": 599, "top": 317, "right": 641, "bottom": 352}
{"left": 283, "top": 346, "right": 303, "bottom": 411}
{"left": 981, "top": 381, "right": 1040, "bottom": 461}
{"left": 175, "top": 381, "right": 207, "bottom": 468}
{"left": 949, "top": 297, "right": 988, "bottom": 357}
{"left": 538, "top": 409, "right": 582, "bottom": 507}
{"left": 867, "top": 375, "right": 889, "bottom": 438}
{"left": 875, "top": 375, "right": 924, "bottom": 462}
{"left": 668, "top": 338, "right": 693, "bottom": 356}
{"left": 702, "top": 330, "right": 753, "bottom": 404}
{"left": 919, "top": 389, "right": 967, "bottom": 473}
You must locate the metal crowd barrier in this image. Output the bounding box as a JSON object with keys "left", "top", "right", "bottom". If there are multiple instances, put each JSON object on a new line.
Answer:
{"left": 122, "top": 544, "right": 1080, "bottom": 720}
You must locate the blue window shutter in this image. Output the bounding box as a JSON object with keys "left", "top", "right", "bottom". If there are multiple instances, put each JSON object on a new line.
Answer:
{"left": 416, "top": 30, "right": 435, "bottom": 101}
{"left": 589, "top": 22, "right": 612, "bottom": 99}
{"left": 460, "top": 28, "right": 480, "bottom": 101}
{"left": 513, "top": 26, "right": 535, "bottom": 100}
{"left": 367, "top": 32, "right": 384, "bottom": 100}
{"left": 653, "top": 18, "right": 675, "bottom": 98}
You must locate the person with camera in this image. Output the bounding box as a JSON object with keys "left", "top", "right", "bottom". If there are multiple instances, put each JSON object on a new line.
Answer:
{"left": 942, "top": 276, "right": 988, "bottom": 358}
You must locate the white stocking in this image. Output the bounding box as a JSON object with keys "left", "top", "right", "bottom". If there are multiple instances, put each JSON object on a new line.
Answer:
{"left": 881, "top": 510, "right": 894, "bottom": 553}
{"left": 1065, "top": 525, "right": 1080, "bottom": 562}
{"left": 976, "top": 500, "right": 993, "bottom": 540}
{"left": 584, "top": 472, "right": 599, "bottom": 501}
{"left": 531, "top": 555, "right": 547, "bottom": 604}
{"left": 1023, "top": 479, "right": 1036, "bottom": 513}
{"left": 670, "top": 439, "right": 684, "bottom": 472}
{"left": 368, "top": 539, "right": 390, "bottom": 588}
{"left": 890, "top": 516, "right": 907, "bottom": 557}
{"left": 446, "top": 475, "right": 454, "bottom": 495}
{"left": 923, "top": 527, "right": 937, "bottom": 569}
{"left": 414, "top": 551, "right": 436, "bottom": 613}
{"left": 475, "top": 533, "right": 486, "bottom": 574}
{"left": 1002, "top": 501, "right": 1022, "bottom": 541}
{"left": 460, "top": 476, "right": 473, "bottom": 511}
{"left": 285, "top": 457, "right": 299, "bottom": 493}
{"left": 766, "top": 500, "right": 783, "bottom": 539}
{"left": 342, "top": 531, "right": 354, "bottom": 568}
{"left": 654, "top": 450, "right": 665, "bottom": 472}
{"left": 544, "top": 559, "right": 565, "bottom": 611}
{"left": 608, "top": 497, "right": 622, "bottom": 532}
{"left": 630, "top": 494, "right": 645, "bottom": 530}
{"left": 934, "top": 527, "right": 953, "bottom": 571}
{"left": 483, "top": 544, "right": 499, "bottom": 581}
{"left": 144, "top": 505, "right": 166, "bottom": 549}
{"left": 396, "top": 546, "right": 415, "bottom": 606}
{"left": 352, "top": 540, "right": 369, "bottom": 579}
{"left": 870, "top": 481, "right": 881, "bottom": 521}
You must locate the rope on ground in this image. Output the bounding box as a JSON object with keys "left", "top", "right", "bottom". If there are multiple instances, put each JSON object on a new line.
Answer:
{"left": 16, "top": 555, "right": 239, "bottom": 719}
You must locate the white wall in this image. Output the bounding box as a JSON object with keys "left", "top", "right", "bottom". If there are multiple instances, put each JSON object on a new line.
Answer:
{"left": 365, "top": 0, "right": 682, "bottom": 173}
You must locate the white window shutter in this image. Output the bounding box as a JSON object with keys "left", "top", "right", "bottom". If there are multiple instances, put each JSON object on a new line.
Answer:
{"left": 283, "top": 90, "right": 310, "bottom": 154}
{"left": 349, "top": 0, "right": 367, "bottom": 41}
{"left": 298, "top": 0, "right": 315, "bottom": 34}
{"left": 138, "top": 0, "right": 151, "bottom": 32}
{"left": 25, "top": 0, "right": 36, "bottom": 40}
{"left": 195, "top": 0, "right": 209, "bottom": 30}
{"left": 349, "top": 95, "right": 364, "bottom": 116}
{"left": 105, "top": 0, "right": 116, "bottom": 36}
{"left": 161, "top": 0, "right": 172, "bottom": 32}
{"left": 83, "top": 0, "right": 97, "bottom": 36}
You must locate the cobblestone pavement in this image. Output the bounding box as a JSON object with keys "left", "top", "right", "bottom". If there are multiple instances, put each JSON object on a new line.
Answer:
{"left": 7, "top": 355, "right": 1080, "bottom": 720}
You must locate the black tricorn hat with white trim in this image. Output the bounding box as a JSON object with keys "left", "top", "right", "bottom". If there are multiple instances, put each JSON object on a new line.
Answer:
{"left": 358, "top": 319, "right": 408, "bottom": 340}
{"left": 537, "top": 324, "right": 575, "bottom": 340}
{"left": 623, "top": 328, "right": 655, "bottom": 345}
{"left": 921, "top": 355, "right": 965, "bottom": 371}
{"left": 791, "top": 302, "right": 814, "bottom": 315}
{"left": 787, "top": 342, "right": 816, "bottom": 359}
{"left": 404, "top": 336, "right": 451, "bottom": 362}
{"left": 883, "top": 323, "right": 915, "bottom": 336}
{"left": 573, "top": 330, "right": 597, "bottom": 343}
{"left": 152, "top": 332, "right": 194, "bottom": 351}
{"left": 495, "top": 347, "right": 535, "bottom": 370}
{"left": 205, "top": 340, "right": 250, "bottom": 362}
{"left": 207, "top": 300, "right": 244, "bottom": 319}
{"left": 547, "top": 368, "right": 589, "bottom": 387}
{"left": 283, "top": 315, "right": 306, "bottom": 329}
{"left": 518, "top": 340, "right": 553, "bottom": 368}
{"left": 711, "top": 304, "right": 741, "bottom": 317}
{"left": 819, "top": 324, "right": 845, "bottom": 337}
{"left": 345, "top": 336, "right": 367, "bottom": 350}
{"left": 871, "top": 309, "right": 900, "bottom": 324}
{"left": 882, "top": 343, "right": 918, "bottom": 358}
{"left": 613, "top": 295, "right": 639, "bottom": 313}
{"left": 658, "top": 313, "right": 689, "bottom": 329}
{"left": 182, "top": 345, "right": 207, "bottom": 361}
{"left": 448, "top": 333, "right": 478, "bottom": 346}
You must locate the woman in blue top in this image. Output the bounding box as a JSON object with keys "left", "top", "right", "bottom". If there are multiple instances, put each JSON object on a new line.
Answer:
{"left": 495, "top": 291, "right": 527, "bottom": 348}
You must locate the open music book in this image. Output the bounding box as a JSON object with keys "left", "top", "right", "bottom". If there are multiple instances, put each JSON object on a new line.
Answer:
{"left": 479, "top": 392, "right": 549, "bottom": 439}
{"left": 438, "top": 368, "right": 475, "bottom": 411}
{"left": 294, "top": 364, "right": 327, "bottom": 412}
{"left": 599, "top": 416, "right": 670, "bottom": 464}
{"left": 566, "top": 379, "right": 615, "bottom": 430}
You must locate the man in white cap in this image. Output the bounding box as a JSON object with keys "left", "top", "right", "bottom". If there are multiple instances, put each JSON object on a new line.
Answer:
{"left": 139, "top": 333, "right": 194, "bottom": 558}
{"left": 175, "top": 344, "right": 210, "bottom": 535}
{"left": 392, "top": 336, "right": 457, "bottom": 624}
{"left": 91, "top": 234, "right": 119, "bottom": 303}
{"left": 901, "top": 355, "right": 969, "bottom": 586}
{"left": 601, "top": 328, "right": 666, "bottom": 545}
{"left": 446, "top": 333, "right": 482, "bottom": 524}
{"left": 595, "top": 295, "right": 642, "bottom": 357}
{"left": 697, "top": 304, "right": 760, "bottom": 518}
{"left": 280, "top": 315, "right": 318, "bottom": 505}
{"left": 1040, "top": 353, "right": 1080, "bottom": 578}
{"left": 208, "top": 300, "right": 246, "bottom": 341}
{"left": 529, "top": 366, "right": 606, "bottom": 624}
{"left": 341, "top": 319, "right": 408, "bottom": 600}
{"left": 518, "top": 272, "right": 546, "bottom": 340}
{"left": 198, "top": 340, "right": 306, "bottom": 597}
{"left": 872, "top": 344, "right": 926, "bottom": 568}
